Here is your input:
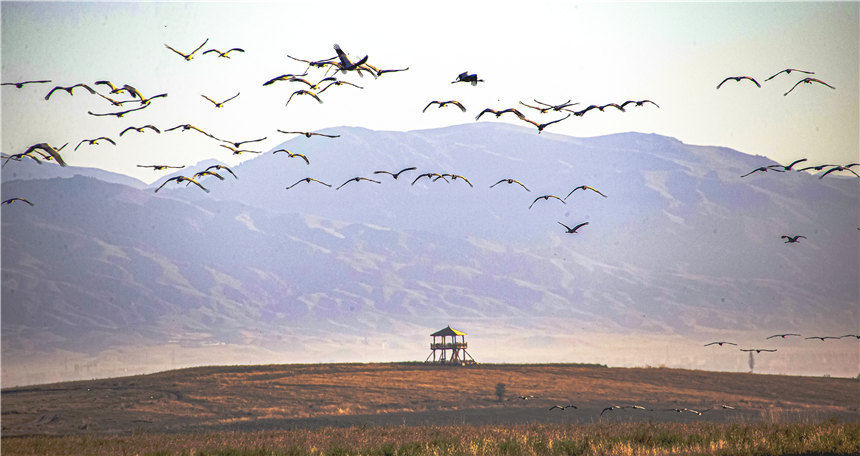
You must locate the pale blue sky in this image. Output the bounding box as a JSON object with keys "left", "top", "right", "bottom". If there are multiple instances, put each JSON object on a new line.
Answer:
{"left": 2, "top": 1, "right": 858, "bottom": 183}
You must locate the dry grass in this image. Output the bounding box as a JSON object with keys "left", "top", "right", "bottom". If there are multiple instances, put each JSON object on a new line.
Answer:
{"left": 2, "top": 363, "right": 858, "bottom": 436}
{"left": 3, "top": 420, "right": 858, "bottom": 456}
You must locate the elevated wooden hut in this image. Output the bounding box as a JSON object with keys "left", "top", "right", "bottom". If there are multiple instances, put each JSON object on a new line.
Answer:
{"left": 425, "top": 325, "right": 476, "bottom": 365}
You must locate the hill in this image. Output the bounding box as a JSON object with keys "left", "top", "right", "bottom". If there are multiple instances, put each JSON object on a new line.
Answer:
{"left": 2, "top": 124, "right": 858, "bottom": 386}
{"left": 1, "top": 362, "right": 858, "bottom": 436}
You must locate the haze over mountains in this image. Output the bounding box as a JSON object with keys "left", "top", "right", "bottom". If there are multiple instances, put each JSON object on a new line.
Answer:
{"left": 2, "top": 124, "right": 857, "bottom": 386}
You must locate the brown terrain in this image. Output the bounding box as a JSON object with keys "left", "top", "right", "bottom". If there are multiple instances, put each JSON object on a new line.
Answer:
{"left": 2, "top": 363, "right": 858, "bottom": 437}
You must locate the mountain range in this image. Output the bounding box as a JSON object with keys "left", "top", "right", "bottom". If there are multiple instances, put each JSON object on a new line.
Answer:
{"left": 2, "top": 123, "right": 857, "bottom": 386}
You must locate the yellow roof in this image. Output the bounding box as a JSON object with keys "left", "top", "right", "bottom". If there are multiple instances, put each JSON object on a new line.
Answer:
{"left": 431, "top": 325, "right": 467, "bottom": 337}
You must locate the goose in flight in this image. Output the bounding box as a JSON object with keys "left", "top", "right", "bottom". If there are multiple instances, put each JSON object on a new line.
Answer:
{"left": 840, "top": 334, "right": 860, "bottom": 340}
{"left": 75, "top": 137, "right": 116, "bottom": 150}
{"left": 412, "top": 173, "right": 449, "bottom": 185}
{"left": 740, "top": 348, "right": 777, "bottom": 353}
{"left": 780, "top": 158, "right": 808, "bottom": 170}
{"left": 192, "top": 170, "right": 225, "bottom": 181}
{"left": 154, "top": 176, "right": 209, "bottom": 193}
{"left": 766, "top": 333, "right": 801, "bottom": 339}
{"left": 201, "top": 92, "right": 240, "bottom": 108}
{"left": 374, "top": 167, "right": 417, "bottom": 179}
{"left": 137, "top": 164, "right": 184, "bottom": 170}
{"left": 490, "top": 178, "right": 530, "bottom": 192}
{"left": 780, "top": 235, "right": 806, "bottom": 243}
{"left": 165, "top": 124, "right": 221, "bottom": 140}
{"left": 87, "top": 104, "right": 148, "bottom": 117}
{"left": 286, "top": 89, "right": 323, "bottom": 106}
{"left": 375, "top": 67, "right": 409, "bottom": 76}
{"left": 716, "top": 76, "right": 761, "bottom": 89}
{"left": 221, "top": 136, "right": 266, "bottom": 148}
{"left": 333, "top": 43, "right": 369, "bottom": 73}
{"left": 337, "top": 176, "right": 381, "bottom": 190}
{"left": 517, "top": 113, "right": 571, "bottom": 133}
{"left": 120, "top": 125, "right": 160, "bottom": 136}
{"left": 819, "top": 165, "right": 860, "bottom": 179}
{"left": 558, "top": 221, "right": 588, "bottom": 234}
{"left": 2, "top": 80, "right": 51, "bottom": 88}
{"left": 598, "top": 103, "right": 626, "bottom": 112}
{"left": 286, "top": 177, "right": 331, "bottom": 189}
{"left": 783, "top": 77, "right": 835, "bottom": 96}
{"left": 44, "top": 83, "right": 96, "bottom": 100}
{"left": 121, "top": 84, "right": 168, "bottom": 105}
{"left": 619, "top": 99, "right": 660, "bottom": 109}
{"left": 273, "top": 149, "right": 310, "bottom": 164}
{"left": 740, "top": 166, "right": 785, "bottom": 177}
{"left": 2, "top": 197, "right": 34, "bottom": 206}
{"left": 704, "top": 341, "right": 737, "bottom": 347}
{"left": 262, "top": 73, "right": 310, "bottom": 86}
{"left": 529, "top": 195, "right": 566, "bottom": 209}
{"left": 202, "top": 48, "right": 244, "bottom": 58}
{"left": 423, "top": 100, "right": 466, "bottom": 113}
{"left": 804, "top": 336, "right": 840, "bottom": 341}
{"left": 24, "top": 143, "right": 68, "bottom": 166}
{"left": 570, "top": 104, "right": 601, "bottom": 117}
{"left": 451, "top": 72, "right": 483, "bottom": 85}
{"left": 439, "top": 174, "right": 473, "bottom": 187}
{"left": 277, "top": 130, "right": 339, "bottom": 138}
{"left": 796, "top": 163, "right": 837, "bottom": 172}
{"left": 317, "top": 80, "right": 363, "bottom": 94}
{"left": 548, "top": 403, "right": 577, "bottom": 411}
{"left": 204, "top": 164, "right": 237, "bottom": 179}
{"left": 475, "top": 107, "right": 524, "bottom": 121}
{"left": 600, "top": 405, "right": 649, "bottom": 416}
{"left": 219, "top": 144, "right": 262, "bottom": 155}
{"left": 164, "top": 38, "right": 209, "bottom": 61}
{"left": 520, "top": 99, "right": 578, "bottom": 113}
{"left": 565, "top": 185, "right": 607, "bottom": 200}
{"left": 764, "top": 68, "right": 814, "bottom": 82}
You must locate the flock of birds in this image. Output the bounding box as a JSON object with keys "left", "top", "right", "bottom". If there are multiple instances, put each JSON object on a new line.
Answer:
{"left": 511, "top": 394, "right": 738, "bottom": 419}
{"left": 704, "top": 333, "right": 860, "bottom": 355}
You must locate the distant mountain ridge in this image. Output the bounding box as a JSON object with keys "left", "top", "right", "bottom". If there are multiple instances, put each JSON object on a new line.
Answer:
{"left": 2, "top": 124, "right": 857, "bottom": 386}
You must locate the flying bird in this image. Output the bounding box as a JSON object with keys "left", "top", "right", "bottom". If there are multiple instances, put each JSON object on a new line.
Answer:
{"left": 781, "top": 158, "right": 808, "bottom": 170}
{"left": 804, "top": 336, "right": 840, "bottom": 341}
{"left": 202, "top": 48, "right": 245, "bottom": 58}
{"left": 783, "top": 77, "right": 835, "bottom": 96}
{"left": 780, "top": 235, "right": 806, "bottom": 243}
{"left": 286, "top": 89, "right": 323, "bottom": 106}
{"left": 94, "top": 80, "right": 131, "bottom": 94}
{"left": 333, "top": 44, "right": 369, "bottom": 72}
{"left": 277, "top": 130, "right": 339, "bottom": 138}
{"left": 716, "top": 76, "right": 761, "bottom": 89}
{"left": 412, "top": 173, "right": 449, "bottom": 185}
{"left": 764, "top": 68, "right": 814, "bottom": 82}
{"left": 2, "top": 80, "right": 51, "bottom": 88}
{"left": 164, "top": 38, "right": 209, "bottom": 61}
{"left": 286, "top": 177, "right": 331, "bottom": 189}
{"left": 548, "top": 403, "right": 577, "bottom": 411}
{"left": 120, "top": 125, "right": 161, "bottom": 136}
{"left": 739, "top": 348, "right": 777, "bottom": 353}
{"left": 337, "top": 177, "right": 381, "bottom": 190}
{"left": 120, "top": 84, "right": 167, "bottom": 105}
{"left": 818, "top": 165, "right": 860, "bottom": 179}
{"left": 273, "top": 149, "right": 310, "bottom": 164}
{"left": 75, "top": 137, "right": 116, "bottom": 150}
{"left": 520, "top": 99, "right": 579, "bottom": 113}
{"left": 87, "top": 105, "right": 148, "bottom": 117}
{"left": 262, "top": 73, "right": 310, "bottom": 86}
{"left": 154, "top": 176, "right": 209, "bottom": 193}
{"left": 374, "top": 167, "right": 417, "bottom": 179}
{"left": 766, "top": 333, "right": 802, "bottom": 339}
{"left": 204, "top": 164, "right": 237, "bottom": 179}
{"left": 475, "top": 107, "right": 524, "bottom": 121}
{"left": 93, "top": 91, "right": 137, "bottom": 106}
{"left": 44, "top": 83, "right": 96, "bottom": 100}
{"left": 796, "top": 163, "right": 837, "bottom": 172}
{"left": 24, "top": 143, "right": 68, "bottom": 166}
{"left": 558, "top": 221, "right": 589, "bottom": 233}
{"left": 517, "top": 113, "right": 571, "bottom": 133}
{"left": 598, "top": 103, "right": 626, "bottom": 112}
{"left": 2, "top": 198, "right": 34, "bottom": 206}
{"left": 374, "top": 67, "right": 409, "bottom": 76}
{"left": 451, "top": 72, "right": 483, "bottom": 85}
{"left": 137, "top": 164, "right": 184, "bottom": 170}
{"left": 201, "top": 92, "right": 240, "bottom": 108}
{"left": 704, "top": 341, "right": 737, "bottom": 347}
{"left": 423, "top": 100, "right": 466, "bottom": 113}
{"left": 565, "top": 185, "right": 607, "bottom": 200}
{"left": 318, "top": 80, "right": 363, "bottom": 93}
{"left": 839, "top": 334, "right": 860, "bottom": 340}
{"left": 439, "top": 174, "right": 473, "bottom": 187}
{"left": 619, "top": 99, "right": 660, "bottom": 109}
{"left": 219, "top": 144, "right": 262, "bottom": 155}
{"left": 529, "top": 195, "right": 566, "bottom": 209}
{"left": 192, "top": 170, "right": 225, "bottom": 181}
{"left": 490, "top": 178, "right": 530, "bottom": 192}
{"left": 165, "top": 124, "right": 221, "bottom": 140}
{"left": 221, "top": 136, "right": 267, "bottom": 148}
{"left": 740, "top": 166, "right": 785, "bottom": 177}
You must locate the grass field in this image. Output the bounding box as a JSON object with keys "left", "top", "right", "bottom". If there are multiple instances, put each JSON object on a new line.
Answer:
{"left": 3, "top": 421, "right": 858, "bottom": 455}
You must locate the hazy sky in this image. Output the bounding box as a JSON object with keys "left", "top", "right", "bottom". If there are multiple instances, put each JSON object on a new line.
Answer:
{"left": 2, "top": 1, "right": 858, "bottom": 184}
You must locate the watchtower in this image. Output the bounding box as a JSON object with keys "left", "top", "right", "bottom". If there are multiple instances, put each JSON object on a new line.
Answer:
{"left": 425, "top": 325, "right": 476, "bottom": 365}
